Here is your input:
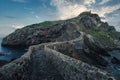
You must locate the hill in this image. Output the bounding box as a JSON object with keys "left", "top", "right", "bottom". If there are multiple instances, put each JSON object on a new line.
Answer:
{"left": 0, "top": 11, "right": 120, "bottom": 80}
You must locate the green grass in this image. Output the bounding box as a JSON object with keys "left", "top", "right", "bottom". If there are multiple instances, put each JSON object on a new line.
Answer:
{"left": 24, "top": 20, "right": 64, "bottom": 29}
{"left": 89, "top": 29, "right": 118, "bottom": 47}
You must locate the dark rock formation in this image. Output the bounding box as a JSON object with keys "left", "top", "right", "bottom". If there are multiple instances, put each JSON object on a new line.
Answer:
{"left": 83, "top": 34, "right": 110, "bottom": 56}
{"left": 0, "top": 60, "right": 8, "bottom": 67}
{"left": 2, "top": 22, "right": 80, "bottom": 48}
{"left": 79, "top": 13, "right": 101, "bottom": 29}
{"left": 0, "top": 43, "right": 116, "bottom": 80}
{"left": 111, "top": 57, "right": 120, "bottom": 64}
{"left": 98, "top": 22, "right": 116, "bottom": 31}
{"left": 0, "top": 52, "right": 6, "bottom": 56}
{"left": 84, "top": 49, "right": 108, "bottom": 66}
{"left": 83, "top": 34, "right": 109, "bottom": 66}
{"left": 2, "top": 12, "right": 117, "bottom": 48}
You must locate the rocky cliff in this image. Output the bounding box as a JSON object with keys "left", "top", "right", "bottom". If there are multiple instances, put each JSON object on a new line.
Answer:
{"left": 0, "top": 34, "right": 117, "bottom": 80}
{"left": 2, "top": 11, "right": 119, "bottom": 48}
{"left": 1, "top": 11, "right": 120, "bottom": 80}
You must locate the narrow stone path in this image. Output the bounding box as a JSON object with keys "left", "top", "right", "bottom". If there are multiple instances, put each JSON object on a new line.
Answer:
{"left": 45, "top": 31, "right": 84, "bottom": 47}
{"left": 0, "top": 31, "right": 117, "bottom": 80}
{"left": 31, "top": 50, "right": 64, "bottom": 80}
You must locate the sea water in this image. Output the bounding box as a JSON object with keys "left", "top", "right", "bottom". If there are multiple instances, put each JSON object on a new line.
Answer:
{"left": 0, "top": 38, "right": 26, "bottom": 61}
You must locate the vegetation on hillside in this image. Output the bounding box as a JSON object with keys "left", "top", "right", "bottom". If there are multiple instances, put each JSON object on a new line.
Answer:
{"left": 24, "top": 20, "right": 64, "bottom": 28}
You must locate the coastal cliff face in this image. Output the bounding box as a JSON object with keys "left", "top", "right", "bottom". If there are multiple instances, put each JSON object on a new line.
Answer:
{"left": 2, "top": 12, "right": 119, "bottom": 48}
{"left": 0, "top": 41, "right": 116, "bottom": 80}
{"left": 1, "top": 12, "right": 120, "bottom": 80}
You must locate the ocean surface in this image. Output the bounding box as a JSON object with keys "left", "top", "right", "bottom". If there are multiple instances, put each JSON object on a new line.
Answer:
{"left": 0, "top": 38, "right": 26, "bottom": 61}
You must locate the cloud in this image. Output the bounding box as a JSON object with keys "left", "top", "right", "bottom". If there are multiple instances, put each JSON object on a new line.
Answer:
{"left": 113, "top": 13, "right": 120, "bottom": 16}
{"left": 24, "top": 7, "right": 33, "bottom": 10}
{"left": 99, "top": 0, "right": 110, "bottom": 5}
{"left": 50, "top": 0, "right": 88, "bottom": 20}
{"left": 57, "top": 4, "right": 87, "bottom": 19}
{"left": 91, "top": 4, "right": 120, "bottom": 17}
{"left": 11, "top": 0, "right": 28, "bottom": 3}
{"left": 12, "top": 24, "right": 24, "bottom": 29}
{"left": 50, "top": 0, "right": 120, "bottom": 30}
{"left": 30, "top": 11, "right": 35, "bottom": 14}
{"left": 0, "top": 26, "right": 15, "bottom": 37}
{"left": 5, "top": 16, "right": 17, "bottom": 19}
{"left": 50, "top": 0, "right": 120, "bottom": 19}
{"left": 84, "top": 0, "right": 96, "bottom": 5}
{"left": 8, "top": 0, "right": 120, "bottom": 31}
{"left": 35, "top": 15, "right": 40, "bottom": 19}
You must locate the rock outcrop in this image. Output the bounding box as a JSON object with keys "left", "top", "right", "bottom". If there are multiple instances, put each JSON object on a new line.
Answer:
{"left": 0, "top": 60, "right": 8, "bottom": 67}
{"left": 2, "top": 11, "right": 117, "bottom": 47}
{"left": 1, "top": 11, "right": 120, "bottom": 80}
{"left": 0, "top": 38, "right": 117, "bottom": 80}
{"left": 111, "top": 57, "right": 120, "bottom": 64}
{"left": 2, "top": 22, "right": 80, "bottom": 47}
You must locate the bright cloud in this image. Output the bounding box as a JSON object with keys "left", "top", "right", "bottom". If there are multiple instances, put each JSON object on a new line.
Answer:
{"left": 99, "top": 0, "right": 110, "bottom": 5}
{"left": 50, "top": 0, "right": 120, "bottom": 19}
{"left": 35, "top": 15, "right": 40, "bottom": 19}
{"left": 51, "top": 0, "right": 88, "bottom": 20}
{"left": 12, "top": 25, "right": 24, "bottom": 29}
{"left": 57, "top": 4, "right": 87, "bottom": 20}
{"left": 84, "top": 0, "right": 96, "bottom": 5}
{"left": 92, "top": 4, "right": 120, "bottom": 17}
{"left": 50, "top": 0, "right": 120, "bottom": 30}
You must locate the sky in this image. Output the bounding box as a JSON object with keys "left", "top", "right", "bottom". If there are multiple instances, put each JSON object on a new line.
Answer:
{"left": 0, "top": 0, "right": 120, "bottom": 37}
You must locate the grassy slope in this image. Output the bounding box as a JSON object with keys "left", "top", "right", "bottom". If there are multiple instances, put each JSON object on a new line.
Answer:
{"left": 24, "top": 20, "right": 64, "bottom": 29}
